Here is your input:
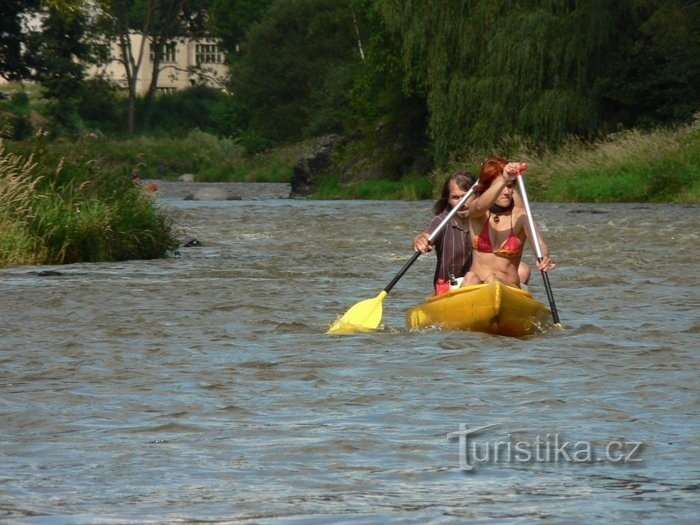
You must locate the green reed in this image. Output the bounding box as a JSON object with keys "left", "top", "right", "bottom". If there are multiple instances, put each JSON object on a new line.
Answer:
{"left": 312, "top": 174, "right": 433, "bottom": 200}
{"left": 0, "top": 141, "right": 178, "bottom": 267}
{"left": 439, "top": 123, "right": 700, "bottom": 203}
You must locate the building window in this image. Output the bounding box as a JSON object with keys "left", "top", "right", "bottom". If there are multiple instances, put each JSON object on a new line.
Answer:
{"left": 151, "top": 41, "right": 177, "bottom": 63}
{"left": 195, "top": 44, "right": 222, "bottom": 65}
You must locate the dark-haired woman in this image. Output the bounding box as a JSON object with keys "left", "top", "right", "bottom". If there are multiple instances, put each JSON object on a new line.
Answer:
{"left": 463, "top": 158, "right": 555, "bottom": 288}
{"left": 413, "top": 172, "right": 475, "bottom": 291}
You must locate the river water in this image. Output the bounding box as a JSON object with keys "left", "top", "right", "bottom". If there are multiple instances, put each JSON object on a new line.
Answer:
{"left": 1, "top": 182, "right": 698, "bottom": 523}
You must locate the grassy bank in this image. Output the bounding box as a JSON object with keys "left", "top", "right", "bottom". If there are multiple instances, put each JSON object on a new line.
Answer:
{"left": 4, "top": 122, "right": 698, "bottom": 204}
{"left": 312, "top": 173, "right": 433, "bottom": 200}
{"left": 0, "top": 142, "right": 178, "bottom": 268}
{"left": 437, "top": 122, "right": 700, "bottom": 203}
{"left": 3, "top": 130, "right": 308, "bottom": 184}
{"left": 308, "top": 122, "right": 699, "bottom": 203}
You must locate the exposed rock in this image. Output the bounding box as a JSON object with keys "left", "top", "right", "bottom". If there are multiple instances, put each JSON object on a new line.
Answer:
{"left": 338, "top": 112, "right": 431, "bottom": 183}
{"left": 182, "top": 237, "right": 201, "bottom": 247}
{"left": 178, "top": 173, "right": 196, "bottom": 182}
{"left": 290, "top": 135, "right": 342, "bottom": 197}
{"left": 163, "top": 181, "right": 290, "bottom": 200}
{"left": 191, "top": 187, "right": 231, "bottom": 200}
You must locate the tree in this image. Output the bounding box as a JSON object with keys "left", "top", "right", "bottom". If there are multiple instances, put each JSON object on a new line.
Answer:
{"left": 228, "top": 0, "right": 361, "bottom": 149}
{"left": 595, "top": 0, "right": 700, "bottom": 127}
{"left": 378, "top": 0, "right": 636, "bottom": 161}
{"left": 209, "top": 0, "right": 273, "bottom": 56}
{"left": 94, "top": 0, "right": 211, "bottom": 133}
{"left": 0, "top": 0, "right": 41, "bottom": 81}
{"left": 25, "top": 5, "right": 103, "bottom": 134}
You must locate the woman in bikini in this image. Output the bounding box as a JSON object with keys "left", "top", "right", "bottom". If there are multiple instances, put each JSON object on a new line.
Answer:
{"left": 463, "top": 157, "right": 555, "bottom": 288}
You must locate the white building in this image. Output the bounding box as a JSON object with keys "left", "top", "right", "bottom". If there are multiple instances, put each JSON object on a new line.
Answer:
{"left": 1, "top": 33, "right": 229, "bottom": 94}
{"left": 87, "top": 33, "right": 229, "bottom": 95}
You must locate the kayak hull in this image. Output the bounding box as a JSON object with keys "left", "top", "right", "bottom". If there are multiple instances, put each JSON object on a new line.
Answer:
{"left": 406, "top": 281, "right": 553, "bottom": 337}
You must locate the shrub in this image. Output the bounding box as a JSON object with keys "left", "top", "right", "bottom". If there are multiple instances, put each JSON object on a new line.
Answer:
{"left": 0, "top": 141, "right": 178, "bottom": 267}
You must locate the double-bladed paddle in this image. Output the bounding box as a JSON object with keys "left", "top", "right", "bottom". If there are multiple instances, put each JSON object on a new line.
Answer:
{"left": 516, "top": 174, "right": 561, "bottom": 326}
{"left": 327, "top": 183, "right": 478, "bottom": 334}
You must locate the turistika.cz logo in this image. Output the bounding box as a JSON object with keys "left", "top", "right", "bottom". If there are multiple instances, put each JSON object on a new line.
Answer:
{"left": 447, "top": 424, "right": 643, "bottom": 471}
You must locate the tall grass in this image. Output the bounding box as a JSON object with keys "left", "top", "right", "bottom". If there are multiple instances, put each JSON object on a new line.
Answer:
{"left": 197, "top": 139, "right": 315, "bottom": 182}
{"left": 437, "top": 122, "right": 700, "bottom": 203}
{"left": 0, "top": 141, "right": 178, "bottom": 268}
{"left": 4, "top": 130, "right": 306, "bottom": 183}
{"left": 532, "top": 124, "right": 700, "bottom": 202}
{"left": 313, "top": 174, "right": 433, "bottom": 200}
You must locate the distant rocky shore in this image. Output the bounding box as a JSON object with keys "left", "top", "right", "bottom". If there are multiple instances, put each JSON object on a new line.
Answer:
{"left": 149, "top": 180, "right": 291, "bottom": 200}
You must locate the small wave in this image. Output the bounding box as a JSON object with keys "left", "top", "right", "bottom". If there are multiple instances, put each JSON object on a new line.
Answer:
{"left": 274, "top": 321, "right": 316, "bottom": 334}
{"left": 127, "top": 422, "right": 207, "bottom": 433}
{"left": 568, "top": 324, "right": 606, "bottom": 335}
{"left": 217, "top": 404, "right": 255, "bottom": 415}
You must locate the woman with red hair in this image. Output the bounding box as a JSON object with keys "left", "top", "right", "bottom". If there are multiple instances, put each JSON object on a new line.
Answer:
{"left": 463, "top": 158, "right": 555, "bottom": 288}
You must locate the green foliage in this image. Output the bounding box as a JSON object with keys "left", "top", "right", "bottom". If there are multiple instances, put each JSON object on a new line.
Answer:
{"left": 209, "top": 95, "right": 247, "bottom": 138}
{"left": 138, "top": 86, "right": 229, "bottom": 135}
{"left": 209, "top": 0, "right": 273, "bottom": 54}
{"left": 229, "top": 0, "right": 361, "bottom": 150}
{"left": 6, "top": 130, "right": 245, "bottom": 181}
{"left": 76, "top": 78, "right": 125, "bottom": 133}
{"left": 313, "top": 173, "right": 432, "bottom": 199}
{"left": 0, "top": 141, "right": 178, "bottom": 267}
{"left": 0, "top": 0, "right": 40, "bottom": 81}
{"left": 595, "top": 1, "right": 700, "bottom": 127}
{"left": 197, "top": 138, "right": 313, "bottom": 182}
{"left": 0, "top": 91, "right": 33, "bottom": 140}
{"left": 380, "top": 0, "right": 633, "bottom": 163}
{"left": 541, "top": 124, "right": 700, "bottom": 202}
{"left": 347, "top": 0, "right": 415, "bottom": 122}
{"left": 7, "top": 91, "right": 30, "bottom": 113}
{"left": 433, "top": 122, "right": 700, "bottom": 203}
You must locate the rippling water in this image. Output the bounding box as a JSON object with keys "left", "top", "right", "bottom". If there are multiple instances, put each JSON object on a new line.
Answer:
{"left": 1, "top": 183, "right": 698, "bottom": 523}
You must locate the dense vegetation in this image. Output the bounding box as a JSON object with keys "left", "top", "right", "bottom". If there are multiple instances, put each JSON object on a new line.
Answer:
{"left": 3, "top": 2, "right": 698, "bottom": 152}
{"left": 0, "top": 0, "right": 698, "bottom": 269}
{"left": 0, "top": 140, "right": 178, "bottom": 267}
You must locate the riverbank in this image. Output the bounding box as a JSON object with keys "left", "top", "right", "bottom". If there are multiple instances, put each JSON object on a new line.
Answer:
{"left": 151, "top": 180, "right": 291, "bottom": 200}
{"left": 310, "top": 122, "right": 700, "bottom": 203}
{"left": 3, "top": 121, "right": 698, "bottom": 204}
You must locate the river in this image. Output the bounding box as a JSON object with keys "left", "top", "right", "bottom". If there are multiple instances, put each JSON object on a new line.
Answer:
{"left": 1, "top": 182, "right": 698, "bottom": 523}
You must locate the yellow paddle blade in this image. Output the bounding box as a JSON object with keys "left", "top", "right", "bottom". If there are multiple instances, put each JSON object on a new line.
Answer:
{"left": 326, "top": 291, "right": 388, "bottom": 334}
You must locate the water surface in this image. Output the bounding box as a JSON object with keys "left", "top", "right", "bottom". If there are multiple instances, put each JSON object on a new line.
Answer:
{"left": 1, "top": 184, "right": 698, "bottom": 523}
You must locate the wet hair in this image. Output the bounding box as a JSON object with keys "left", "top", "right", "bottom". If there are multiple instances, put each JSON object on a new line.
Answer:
{"left": 433, "top": 171, "right": 475, "bottom": 214}
{"left": 475, "top": 157, "right": 508, "bottom": 195}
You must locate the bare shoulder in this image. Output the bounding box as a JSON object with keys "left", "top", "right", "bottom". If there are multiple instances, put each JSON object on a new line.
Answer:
{"left": 513, "top": 209, "right": 530, "bottom": 233}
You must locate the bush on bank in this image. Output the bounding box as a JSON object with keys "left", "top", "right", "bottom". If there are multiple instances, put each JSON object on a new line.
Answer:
{"left": 3, "top": 131, "right": 305, "bottom": 184}
{"left": 0, "top": 142, "right": 178, "bottom": 268}
{"left": 433, "top": 122, "right": 700, "bottom": 203}
{"left": 3, "top": 122, "right": 698, "bottom": 205}
{"left": 528, "top": 123, "right": 700, "bottom": 202}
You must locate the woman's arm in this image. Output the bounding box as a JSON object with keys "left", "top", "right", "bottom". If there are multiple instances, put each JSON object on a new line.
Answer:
{"left": 520, "top": 214, "right": 556, "bottom": 271}
{"left": 467, "top": 163, "right": 520, "bottom": 217}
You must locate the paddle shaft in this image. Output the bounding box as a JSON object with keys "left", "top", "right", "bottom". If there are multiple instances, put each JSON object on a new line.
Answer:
{"left": 382, "top": 183, "right": 477, "bottom": 294}
{"left": 516, "top": 176, "right": 561, "bottom": 324}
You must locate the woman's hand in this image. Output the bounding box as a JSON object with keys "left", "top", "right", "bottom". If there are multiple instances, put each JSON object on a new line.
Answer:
{"left": 502, "top": 162, "right": 521, "bottom": 183}
{"left": 535, "top": 255, "right": 556, "bottom": 272}
{"left": 413, "top": 232, "right": 432, "bottom": 253}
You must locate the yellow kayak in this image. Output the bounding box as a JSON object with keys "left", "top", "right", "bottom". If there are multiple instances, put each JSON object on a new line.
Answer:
{"left": 406, "top": 281, "right": 553, "bottom": 337}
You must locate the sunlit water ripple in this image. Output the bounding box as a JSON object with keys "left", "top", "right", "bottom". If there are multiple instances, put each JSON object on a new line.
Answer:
{"left": 1, "top": 183, "right": 698, "bottom": 523}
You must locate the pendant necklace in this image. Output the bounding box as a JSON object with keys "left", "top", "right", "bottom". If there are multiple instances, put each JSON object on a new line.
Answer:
{"left": 489, "top": 200, "right": 514, "bottom": 224}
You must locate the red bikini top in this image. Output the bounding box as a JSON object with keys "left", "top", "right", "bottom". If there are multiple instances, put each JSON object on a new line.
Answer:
{"left": 472, "top": 214, "right": 523, "bottom": 259}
